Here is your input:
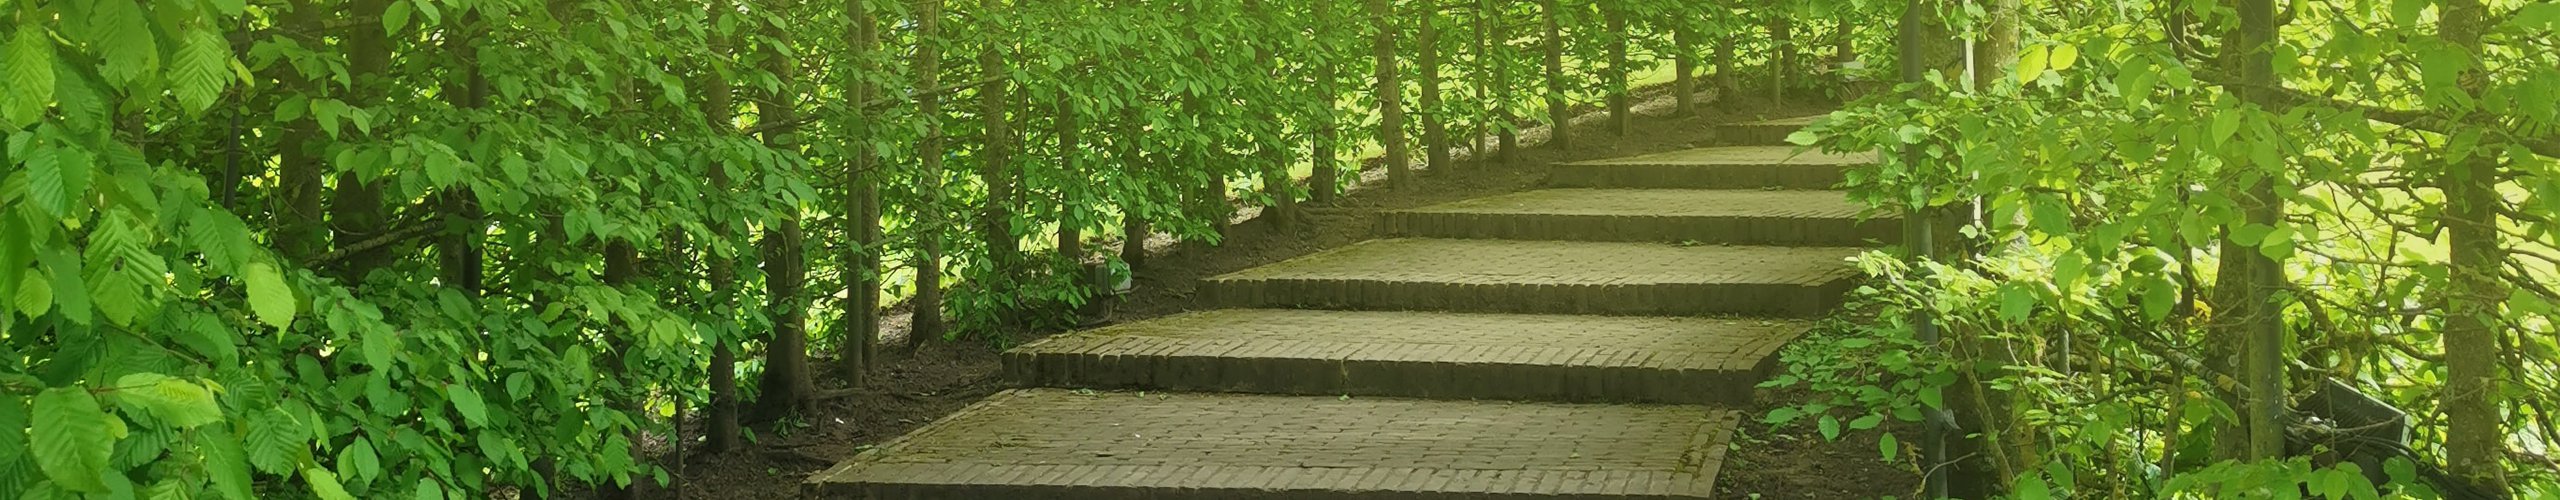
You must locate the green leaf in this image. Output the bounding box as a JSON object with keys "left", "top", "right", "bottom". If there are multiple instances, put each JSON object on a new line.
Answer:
{"left": 337, "top": 438, "right": 379, "bottom": 485}
{"left": 1818, "top": 415, "right": 1841, "bottom": 440}
{"left": 305, "top": 467, "right": 355, "bottom": 500}
{"left": 243, "top": 408, "right": 305, "bottom": 474}
{"left": 2048, "top": 44, "right": 2078, "bottom": 70}
{"left": 1998, "top": 284, "right": 2035, "bottom": 321}
{"left": 2393, "top": 0, "right": 2429, "bottom": 27}
{"left": 447, "top": 384, "right": 488, "bottom": 427}
{"left": 244, "top": 262, "right": 296, "bottom": 331}
{"left": 25, "top": 144, "right": 78, "bottom": 217}
{"left": 413, "top": 479, "right": 445, "bottom": 500}
{"left": 111, "top": 373, "right": 222, "bottom": 428}
{"left": 1849, "top": 413, "right": 1884, "bottom": 430}
{"left": 1877, "top": 432, "right": 1899, "bottom": 461}
{"left": 170, "top": 28, "right": 233, "bottom": 114}
{"left": 2016, "top": 474, "right": 2053, "bottom": 500}
{"left": 2, "top": 27, "right": 55, "bottom": 129}
{"left": 87, "top": 0, "right": 158, "bottom": 86}
{"left": 384, "top": 0, "right": 414, "bottom": 35}
{"left": 1764, "top": 406, "right": 1802, "bottom": 425}
{"left": 2016, "top": 45, "right": 2049, "bottom": 86}
{"left": 198, "top": 426, "right": 254, "bottom": 500}
{"left": 1784, "top": 130, "right": 1820, "bottom": 146}
{"left": 31, "top": 387, "right": 115, "bottom": 493}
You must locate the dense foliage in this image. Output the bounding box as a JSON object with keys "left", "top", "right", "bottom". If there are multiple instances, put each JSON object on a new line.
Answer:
{"left": 0, "top": 0, "right": 1858, "bottom": 497}
{"left": 1782, "top": 0, "right": 2560, "bottom": 497}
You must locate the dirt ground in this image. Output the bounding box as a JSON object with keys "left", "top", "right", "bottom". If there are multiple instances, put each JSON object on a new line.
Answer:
{"left": 659, "top": 85, "right": 1916, "bottom": 499}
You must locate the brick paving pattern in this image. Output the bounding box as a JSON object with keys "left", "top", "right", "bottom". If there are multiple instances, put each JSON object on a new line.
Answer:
{"left": 810, "top": 117, "right": 1864, "bottom": 499}
{"left": 1382, "top": 189, "right": 1897, "bottom": 245}
{"left": 1005, "top": 309, "right": 1806, "bottom": 404}
{"left": 1549, "top": 146, "right": 1873, "bottom": 190}
{"left": 1199, "top": 238, "right": 1861, "bottom": 317}
{"left": 806, "top": 389, "right": 1740, "bottom": 499}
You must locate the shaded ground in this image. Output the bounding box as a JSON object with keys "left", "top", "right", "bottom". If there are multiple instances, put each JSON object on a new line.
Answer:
{"left": 665, "top": 85, "right": 1906, "bottom": 499}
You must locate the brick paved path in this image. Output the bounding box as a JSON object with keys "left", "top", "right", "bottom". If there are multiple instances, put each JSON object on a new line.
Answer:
{"left": 808, "top": 117, "right": 1884, "bottom": 499}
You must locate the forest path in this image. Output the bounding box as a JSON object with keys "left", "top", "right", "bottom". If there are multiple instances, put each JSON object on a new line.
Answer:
{"left": 805, "top": 117, "right": 1886, "bottom": 499}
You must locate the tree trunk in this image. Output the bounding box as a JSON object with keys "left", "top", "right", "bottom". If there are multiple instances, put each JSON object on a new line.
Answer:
{"left": 1674, "top": 22, "right": 1697, "bottom": 117}
{"left": 277, "top": 1, "right": 326, "bottom": 263}
{"left": 438, "top": 12, "right": 488, "bottom": 296}
{"left": 1253, "top": 0, "right": 1299, "bottom": 231}
{"left": 1714, "top": 28, "right": 1736, "bottom": 93}
{"left": 1368, "top": 0, "right": 1413, "bottom": 189}
{"left": 1541, "top": 0, "right": 1569, "bottom": 150}
{"left": 1056, "top": 93, "right": 1086, "bottom": 264}
{"left": 1419, "top": 3, "right": 1448, "bottom": 173}
{"left": 1770, "top": 13, "right": 1792, "bottom": 104}
{"left": 1470, "top": 0, "right": 1492, "bottom": 164}
{"left": 1311, "top": 0, "right": 1343, "bottom": 203}
{"left": 2209, "top": 0, "right": 2288, "bottom": 462}
{"left": 600, "top": 240, "right": 643, "bottom": 499}
{"left": 1492, "top": 1, "right": 1516, "bottom": 162}
{"left": 752, "top": 7, "right": 816, "bottom": 421}
{"left": 1116, "top": 98, "right": 1149, "bottom": 270}
{"left": 1604, "top": 1, "right": 1629, "bottom": 135}
{"left": 976, "top": 0, "right": 1020, "bottom": 294}
{"left": 2437, "top": 0, "right": 2511, "bottom": 490}
{"left": 698, "top": 1, "right": 743, "bottom": 453}
{"left": 908, "top": 0, "right": 949, "bottom": 350}
{"left": 838, "top": 0, "right": 881, "bottom": 385}
{"left": 329, "top": 0, "right": 394, "bottom": 282}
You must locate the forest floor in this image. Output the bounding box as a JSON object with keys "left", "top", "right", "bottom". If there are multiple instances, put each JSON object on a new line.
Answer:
{"left": 661, "top": 84, "right": 1917, "bottom": 499}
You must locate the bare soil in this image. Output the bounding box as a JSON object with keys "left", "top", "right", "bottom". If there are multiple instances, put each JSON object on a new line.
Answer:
{"left": 661, "top": 86, "right": 1914, "bottom": 499}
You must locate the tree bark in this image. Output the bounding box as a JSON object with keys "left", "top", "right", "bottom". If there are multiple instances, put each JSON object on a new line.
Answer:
{"left": 277, "top": 1, "right": 326, "bottom": 264}
{"left": 437, "top": 12, "right": 488, "bottom": 296}
{"left": 1369, "top": 0, "right": 1413, "bottom": 189}
{"left": 1492, "top": 1, "right": 1516, "bottom": 162}
{"left": 698, "top": 0, "right": 742, "bottom": 452}
{"left": 2208, "top": 0, "right": 2288, "bottom": 462}
{"left": 1310, "top": 0, "right": 1342, "bottom": 202}
{"left": 1419, "top": 2, "right": 1448, "bottom": 173}
{"left": 1056, "top": 93, "right": 1086, "bottom": 264}
{"left": 908, "top": 0, "right": 949, "bottom": 350}
{"left": 975, "top": 0, "right": 1021, "bottom": 293}
{"left": 329, "top": 0, "right": 395, "bottom": 282}
{"left": 1674, "top": 22, "right": 1697, "bottom": 117}
{"left": 752, "top": 6, "right": 816, "bottom": 421}
{"left": 2437, "top": 0, "right": 2511, "bottom": 490}
{"left": 838, "top": 0, "right": 882, "bottom": 385}
{"left": 1541, "top": 0, "right": 1569, "bottom": 150}
{"left": 1604, "top": 1, "right": 1629, "bottom": 135}
{"left": 1253, "top": 0, "right": 1299, "bottom": 231}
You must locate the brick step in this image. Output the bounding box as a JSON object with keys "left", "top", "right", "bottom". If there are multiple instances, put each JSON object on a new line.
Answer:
{"left": 1004, "top": 309, "right": 1802, "bottom": 405}
{"left": 1549, "top": 146, "right": 1873, "bottom": 190}
{"left": 1380, "top": 188, "right": 1897, "bottom": 246}
{"left": 1199, "top": 238, "right": 1860, "bottom": 318}
{"left": 805, "top": 389, "right": 1739, "bottom": 499}
{"left": 1718, "top": 115, "right": 1826, "bottom": 145}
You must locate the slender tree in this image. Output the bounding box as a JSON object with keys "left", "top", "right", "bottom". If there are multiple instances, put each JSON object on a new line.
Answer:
{"left": 1541, "top": 0, "right": 1569, "bottom": 150}
{"left": 1419, "top": 1, "right": 1448, "bottom": 173}
{"left": 1603, "top": 0, "right": 1629, "bottom": 135}
{"left": 1369, "top": 0, "right": 1413, "bottom": 189}
{"left": 909, "top": 0, "right": 950, "bottom": 349}
{"left": 976, "top": 0, "right": 1022, "bottom": 289}
{"left": 839, "top": 0, "right": 883, "bottom": 384}
{"left": 1310, "top": 0, "right": 1344, "bottom": 202}
{"left": 752, "top": 5, "right": 817, "bottom": 420}
{"left": 2207, "top": 0, "right": 2289, "bottom": 461}
{"left": 699, "top": 0, "right": 745, "bottom": 452}
{"left": 2437, "top": 0, "right": 2511, "bottom": 489}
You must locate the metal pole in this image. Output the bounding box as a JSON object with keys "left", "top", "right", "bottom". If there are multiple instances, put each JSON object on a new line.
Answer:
{"left": 1897, "top": 1, "right": 1949, "bottom": 498}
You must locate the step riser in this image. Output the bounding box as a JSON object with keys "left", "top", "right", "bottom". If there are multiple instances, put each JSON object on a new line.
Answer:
{"left": 1199, "top": 280, "right": 1849, "bottom": 318}
{"left": 1003, "top": 347, "right": 1774, "bottom": 406}
{"left": 817, "top": 483, "right": 1716, "bottom": 499}
{"left": 1380, "top": 212, "right": 1897, "bottom": 246}
{"left": 1547, "top": 164, "right": 1847, "bottom": 190}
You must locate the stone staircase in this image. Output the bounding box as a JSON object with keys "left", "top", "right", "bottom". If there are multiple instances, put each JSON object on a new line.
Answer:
{"left": 806, "top": 116, "right": 1889, "bottom": 499}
